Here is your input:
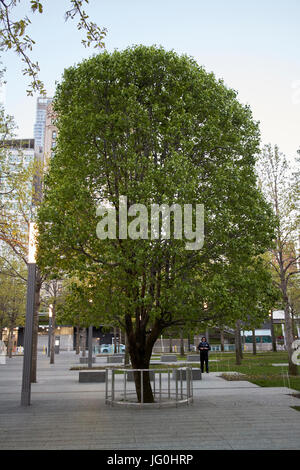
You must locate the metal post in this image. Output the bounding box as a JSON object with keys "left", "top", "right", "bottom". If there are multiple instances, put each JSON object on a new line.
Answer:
{"left": 187, "top": 367, "right": 190, "bottom": 399}
{"left": 88, "top": 325, "right": 93, "bottom": 368}
{"left": 175, "top": 369, "right": 178, "bottom": 406}
{"left": 124, "top": 370, "right": 127, "bottom": 401}
{"left": 111, "top": 369, "right": 115, "bottom": 404}
{"left": 105, "top": 369, "right": 108, "bottom": 403}
{"left": 168, "top": 370, "right": 170, "bottom": 398}
{"left": 141, "top": 370, "right": 144, "bottom": 406}
{"left": 21, "top": 263, "right": 36, "bottom": 406}
{"left": 47, "top": 315, "right": 52, "bottom": 357}
{"left": 159, "top": 372, "right": 162, "bottom": 404}
{"left": 180, "top": 368, "right": 183, "bottom": 399}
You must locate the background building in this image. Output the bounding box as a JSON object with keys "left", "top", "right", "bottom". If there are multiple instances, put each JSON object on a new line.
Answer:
{"left": 33, "top": 97, "right": 53, "bottom": 154}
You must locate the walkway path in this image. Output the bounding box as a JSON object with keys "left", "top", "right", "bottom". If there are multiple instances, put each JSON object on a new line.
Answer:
{"left": 0, "top": 352, "right": 299, "bottom": 449}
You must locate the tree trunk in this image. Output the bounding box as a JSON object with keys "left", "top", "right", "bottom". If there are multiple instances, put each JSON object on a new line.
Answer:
{"left": 75, "top": 325, "right": 80, "bottom": 354}
{"left": 220, "top": 328, "right": 224, "bottom": 352}
{"left": 7, "top": 328, "right": 13, "bottom": 358}
{"left": 270, "top": 311, "right": 277, "bottom": 352}
{"left": 252, "top": 329, "right": 257, "bottom": 355}
{"left": 131, "top": 355, "right": 154, "bottom": 403}
{"left": 50, "top": 304, "right": 56, "bottom": 364}
{"left": 113, "top": 327, "right": 117, "bottom": 353}
{"left": 283, "top": 295, "right": 298, "bottom": 375}
{"left": 81, "top": 328, "right": 86, "bottom": 357}
{"left": 118, "top": 328, "right": 121, "bottom": 352}
{"left": 187, "top": 334, "right": 191, "bottom": 352}
{"left": 205, "top": 328, "right": 209, "bottom": 343}
{"left": 180, "top": 331, "right": 185, "bottom": 356}
{"left": 88, "top": 326, "right": 93, "bottom": 368}
{"left": 125, "top": 314, "right": 162, "bottom": 403}
{"left": 235, "top": 321, "right": 242, "bottom": 365}
{"left": 124, "top": 332, "right": 130, "bottom": 367}
{"left": 128, "top": 336, "right": 154, "bottom": 403}
{"left": 238, "top": 323, "right": 243, "bottom": 359}
{"left": 169, "top": 336, "right": 172, "bottom": 353}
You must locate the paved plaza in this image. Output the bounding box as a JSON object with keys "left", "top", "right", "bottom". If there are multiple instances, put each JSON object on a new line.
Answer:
{"left": 0, "top": 352, "right": 299, "bottom": 450}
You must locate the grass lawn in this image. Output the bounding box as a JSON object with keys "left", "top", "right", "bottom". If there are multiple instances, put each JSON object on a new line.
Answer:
{"left": 207, "top": 351, "right": 300, "bottom": 392}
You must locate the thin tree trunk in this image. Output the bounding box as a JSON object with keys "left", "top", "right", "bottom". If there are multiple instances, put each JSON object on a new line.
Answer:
{"left": 205, "top": 328, "right": 209, "bottom": 343}
{"left": 235, "top": 321, "right": 242, "bottom": 365}
{"left": 169, "top": 336, "right": 173, "bottom": 353}
{"left": 7, "top": 328, "right": 13, "bottom": 358}
{"left": 124, "top": 332, "right": 130, "bottom": 367}
{"left": 238, "top": 323, "right": 243, "bottom": 359}
{"left": 113, "top": 327, "right": 117, "bottom": 353}
{"left": 220, "top": 328, "right": 224, "bottom": 352}
{"left": 88, "top": 326, "right": 93, "bottom": 368}
{"left": 270, "top": 311, "right": 277, "bottom": 352}
{"left": 187, "top": 334, "right": 191, "bottom": 352}
{"left": 75, "top": 325, "right": 80, "bottom": 354}
{"left": 180, "top": 330, "right": 185, "bottom": 356}
{"left": 118, "top": 328, "right": 122, "bottom": 352}
{"left": 283, "top": 294, "right": 298, "bottom": 375}
{"left": 252, "top": 329, "right": 257, "bottom": 355}
{"left": 81, "top": 328, "right": 86, "bottom": 357}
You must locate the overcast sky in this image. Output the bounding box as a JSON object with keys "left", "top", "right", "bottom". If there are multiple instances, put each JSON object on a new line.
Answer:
{"left": 1, "top": 0, "right": 300, "bottom": 160}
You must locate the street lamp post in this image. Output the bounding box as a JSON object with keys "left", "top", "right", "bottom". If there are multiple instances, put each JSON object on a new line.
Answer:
{"left": 88, "top": 297, "right": 93, "bottom": 367}
{"left": 21, "top": 223, "right": 37, "bottom": 406}
{"left": 88, "top": 326, "right": 93, "bottom": 368}
{"left": 48, "top": 305, "right": 53, "bottom": 358}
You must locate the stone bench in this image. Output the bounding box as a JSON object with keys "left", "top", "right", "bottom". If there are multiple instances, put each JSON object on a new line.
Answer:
{"left": 79, "top": 357, "right": 96, "bottom": 364}
{"left": 160, "top": 355, "right": 177, "bottom": 362}
{"left": 79, "top": 370, "right": 106, "bottom": 382}
{"left": 125, "top": 370, "right": 155, "bottom": 381}
{"left": 186, "top": 355, "right": 199, "bottom": 362}
{"left": 172, "top": 368, "right": 202, "bottom": 380}
{"left": 107, "top": 355, "right": 124, "bottom": 364}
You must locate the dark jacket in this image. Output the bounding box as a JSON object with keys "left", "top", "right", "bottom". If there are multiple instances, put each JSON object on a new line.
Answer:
{"left": 197, "top": 341, "right": 211, "bottom": 354}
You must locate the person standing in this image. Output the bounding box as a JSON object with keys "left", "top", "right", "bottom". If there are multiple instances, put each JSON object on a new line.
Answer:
{"left": 197, "top": 336, "right": 211, "bottom": 373}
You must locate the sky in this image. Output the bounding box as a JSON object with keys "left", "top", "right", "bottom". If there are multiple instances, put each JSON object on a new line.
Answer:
{"left": 1, "top": 0, "right": 300, "bottom": 161}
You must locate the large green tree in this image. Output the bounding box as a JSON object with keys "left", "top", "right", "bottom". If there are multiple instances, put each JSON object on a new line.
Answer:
{"left": 38, "top": 45, "right": 275, "bottom": 402}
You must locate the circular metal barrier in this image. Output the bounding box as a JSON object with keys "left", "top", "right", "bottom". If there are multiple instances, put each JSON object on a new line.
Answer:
{"left": 105, "top": 367, "right": 193, "bottom": 408}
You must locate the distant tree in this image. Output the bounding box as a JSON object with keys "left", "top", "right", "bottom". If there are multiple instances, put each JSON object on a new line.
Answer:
{"left": 0, "top": 259, "right": 26, "bottom": 356}
{"left": 257, "top": 144, "right": 300, "bottom": 375}
{"left": 0, "top": 149, "right": 45, "bottom": 381}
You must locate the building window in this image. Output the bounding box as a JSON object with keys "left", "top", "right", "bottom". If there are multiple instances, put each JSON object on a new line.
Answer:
{"left": 52, "top": 131, "right": 57, "bottom": 139}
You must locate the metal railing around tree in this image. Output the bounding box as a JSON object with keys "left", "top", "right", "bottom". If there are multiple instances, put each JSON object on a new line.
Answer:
{"left": 105, "top": 367, "right": 193, "bottom": 408}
